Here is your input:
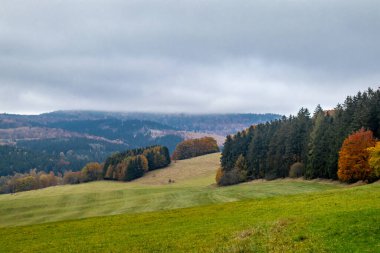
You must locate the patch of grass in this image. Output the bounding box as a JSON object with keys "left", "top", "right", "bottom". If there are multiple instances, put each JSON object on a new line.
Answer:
{"left": 0, "top": 153, "right": 341, "bottom": 227}
{"left": 0, "top": 184, "right": 379, "bottom": 252}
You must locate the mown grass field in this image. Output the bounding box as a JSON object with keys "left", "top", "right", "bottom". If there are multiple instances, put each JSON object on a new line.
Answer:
{"left": 0, "top": 153, "right": 341, "bottom": 228}
{"left": 0, "top": 183, "right": 379, "bottom": 252}
{"left": 1, "top": 153, "right": 378, "bottom": 252}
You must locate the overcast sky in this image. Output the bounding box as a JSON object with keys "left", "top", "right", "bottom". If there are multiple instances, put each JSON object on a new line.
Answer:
{"left": 0, "top": 0, "right": 379, "bottom": 115}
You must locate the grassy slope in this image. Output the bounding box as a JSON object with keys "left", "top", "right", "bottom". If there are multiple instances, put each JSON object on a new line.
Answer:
{"left": 0, "top": 183, "right": 379, "bottom": 253}
{"left": 0, "top": 153, "right": 341, "bottom": 227}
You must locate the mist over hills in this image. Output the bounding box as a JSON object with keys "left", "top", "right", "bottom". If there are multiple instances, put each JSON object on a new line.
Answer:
{"left": 37, "top": 111, "right": 281, "bottom": 135}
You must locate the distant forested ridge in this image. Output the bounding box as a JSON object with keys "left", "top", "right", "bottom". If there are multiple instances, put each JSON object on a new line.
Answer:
{"left": 218, "top": 88, "right": 380, "bottom": 185}
{"left": 0, "top": 118, "right": 180, "bottom": 176}
{"left": 103, "top": 146, "right": 171, "bottom": 181}
{"left": 0, "top": 112, "right": 278, "bottom": 176}
{"left": 117, "top": 113, "right": 281, "bottom": 136}
{"left": 7, "top": 138, "right": 127, "bottom": 175}
{"left": 38, "top": 111, "right": 281, "bottom": 135}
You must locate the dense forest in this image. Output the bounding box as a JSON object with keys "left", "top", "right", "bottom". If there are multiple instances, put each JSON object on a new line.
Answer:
{"left": 0, "top": 138, "right": 127, "bottom": 176}
{"left": 103, "top": 146, "right": 171, "bottom": 181}
{"left": 218, "top": 88, "right": 380, "bottom": 185}
{"left": 172, "top": 137, "right": 220, "bottom": 160}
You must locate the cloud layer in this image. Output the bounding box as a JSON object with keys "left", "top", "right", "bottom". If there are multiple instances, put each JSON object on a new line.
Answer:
{"left": 1, "top": 0, "right": 379, "bottom": 115}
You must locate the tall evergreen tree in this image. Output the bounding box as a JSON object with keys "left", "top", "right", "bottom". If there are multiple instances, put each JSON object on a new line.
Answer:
{"left": 220, "top": 87, "right": 380, "bottom": 185}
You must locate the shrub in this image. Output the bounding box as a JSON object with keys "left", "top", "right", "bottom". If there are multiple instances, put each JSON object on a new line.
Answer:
{"left": 216, "top": 168, "right": 247, "bottom": 186}
{"left": 215, "top": 167, "right": 224, "bottom": 184}
{"left": 81, "top": 162, "right": 103, "bottom": 182}
{"left": 14, "top": 176, "right": 38, "bottom": 192}
{"left": 289, "top": 162, "right": 305, "bottom": 178}
{"left": 63, "top": 171, "right": 84, "bottom": 184}
{"left": 38, "top": 171, "right": 60, "bottom": 188}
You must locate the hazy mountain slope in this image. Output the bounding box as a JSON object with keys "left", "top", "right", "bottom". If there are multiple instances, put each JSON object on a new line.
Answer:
{"left": 44, "top": 111, "right": 282, "bottom": 136}
{"left": 0, "top": 111, "right": 280, "bottom": 176}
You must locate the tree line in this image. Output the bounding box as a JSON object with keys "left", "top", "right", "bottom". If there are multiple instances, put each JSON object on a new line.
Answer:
{"left": 171, "top": 137, "right": 220, "bottom": 160}
{"left": 103, "top": 146, "right": 171, "bottom": 181}
{"left": 217, "top": 88, "right": 380, "bottom": 185}
{"left": 0, "top": 162, "right": 103, "bottom": 194}
{"left": 0, "top": 145, "right": 171, "bottom": 193}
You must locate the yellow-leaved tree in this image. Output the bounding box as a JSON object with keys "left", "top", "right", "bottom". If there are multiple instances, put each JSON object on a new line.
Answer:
{"left": 368, "top": 142, "right": 380, "bottom": 178}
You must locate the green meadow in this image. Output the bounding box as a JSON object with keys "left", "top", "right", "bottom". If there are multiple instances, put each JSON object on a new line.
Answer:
{"left": 0, "top": 153, "right": 340, "bottom": 227}
{"left": 0, "top": 153, "right": 379, "bottom": 252}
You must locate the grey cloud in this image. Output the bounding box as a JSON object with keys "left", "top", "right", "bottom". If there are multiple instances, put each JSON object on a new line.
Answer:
{"left": 0, "top": 0, "right": 379, "bottom": 115}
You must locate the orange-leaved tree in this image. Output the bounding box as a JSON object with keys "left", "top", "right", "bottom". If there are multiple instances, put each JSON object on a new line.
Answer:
{"left": 172, "top": 137, "right": 219, "bottom": 161}
{"left": 338, "top": 128, "right": 376, "bottom": 182}
{"left": 367, "top": 141, "right": 380, "bottom": 178}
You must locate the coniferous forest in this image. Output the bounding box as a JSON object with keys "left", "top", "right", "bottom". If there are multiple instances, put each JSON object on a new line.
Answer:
{"left": 218, "top": 88, "right": 380, "bottom": 185}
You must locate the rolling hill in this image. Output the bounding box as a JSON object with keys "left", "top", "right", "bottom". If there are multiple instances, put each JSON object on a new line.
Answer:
{"left": 0, "top": 153, "right": 341, "bottom": 228}
{"left": 0, "top": 111, "right": 280, "bottom": 176}
{"left": 0, "top": 153, "right": 379, "bottom": 252}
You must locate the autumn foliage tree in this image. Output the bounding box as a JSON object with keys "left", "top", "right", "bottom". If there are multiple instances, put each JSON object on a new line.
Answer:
{"left": 81, "top": 162, "right": 103, "bottom": 182}
{"left": 0, "top": 169, "right": 62, "bottom": 194}
{"left": 172, "top": 137, "right": 219, "bottom": 160}
{"left": 367, "top": 142, "right": 380, "bottom": 178}
{"left": 63, "top": 171, "right": 84, "bottom": 184}
{"left": 338, "top": 129, "right": 376, "bottom": 182}
{"left": 103, "top": 146, "right": 170, "bottom": 181}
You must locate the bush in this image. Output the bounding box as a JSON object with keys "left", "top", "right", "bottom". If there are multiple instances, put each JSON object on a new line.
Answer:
{"left": 215, "top": 167, "right": 224, "bottom": 184}
{"left": 63, "top": 171, "right": 84, "bottom": 184}
{"left": 39, "top": 171, "right": 60, "bottom": 188}
{"left": 14, "top": 176, "right": 38, "bottom": 192}
{"left": 216, "top": 168, "right": 246, "bottom": 186}
{"left": 289, "top": 162, "right": 305, "bottom": 178}
{"left": 81, "top": 162, "right": 103, "bottom": 182}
